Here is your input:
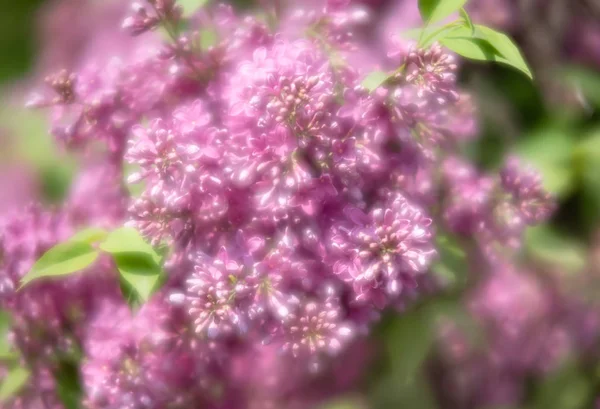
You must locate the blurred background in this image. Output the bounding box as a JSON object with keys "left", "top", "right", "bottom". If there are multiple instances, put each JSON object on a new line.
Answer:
{"left": 1, "top": 1, "right": 600, "bottom": 408}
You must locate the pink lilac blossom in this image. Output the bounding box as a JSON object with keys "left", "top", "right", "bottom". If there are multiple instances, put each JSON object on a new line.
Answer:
{"left": 440, "top": 156, "right": 553, "bottom": 263}
{"left": 0, "top": 0, "right": 559, "bottom": 408}
{"left": 431, "top": 265, "right": 600, "bottom": 409}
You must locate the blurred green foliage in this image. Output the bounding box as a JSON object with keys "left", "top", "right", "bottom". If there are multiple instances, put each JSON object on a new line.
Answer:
{"left": 0, "top": 0, "right": 45, "bottom": 84}
{"left": 0, "top": 107, "right": 76, "bottom": 204}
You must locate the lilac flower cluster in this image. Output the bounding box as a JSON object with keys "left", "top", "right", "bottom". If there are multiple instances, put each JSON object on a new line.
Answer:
{"left": 0, "top": 0, "right": 561, "bottom": 408}
{"left": 431, "top": 263, "right": 600, "bottom": 409}
{"left": 440, "top": 156, "right": 554, "bottom": 262}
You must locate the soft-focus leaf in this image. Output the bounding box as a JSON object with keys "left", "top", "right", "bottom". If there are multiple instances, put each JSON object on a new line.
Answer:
{"left": 439, "top": 26, "right": 532, "bottom": 79}
{"left": 20, "top": 241, "right": 99, "bottom": 288}
{"left": 20, "top": 228, "right": 107, "bottom": 288}
{"left": 385, "top": 310, "right": 434, "bottom": 383}
{"left": 0, "top": 107, "right": 75, "bottom": 204}
{"left": 370, "top": 299, "right": 474, "bottom": 409}
{"left": 440, "top": 35, "right": 499, "bottom": 61}
{"left": 319, "top": 397, "right": 364, "bottom": 409}
{"left": 575, "top": 129, "right": 600, "bottom": 230}
{"left": 0, "top": 366, "right": 30, "bottom": 402}
{"left": 515, "top": 126, "right": 575, "bottom": 197}
{"left": 99, "top": 227, "right": 164, "bottom": 303}
{"left": 564, "top": 66, "right": 600, "bottom": 109}
{"left": 531, "top": 362, "right": 592, "bottom": 409}
{"left": 371, "top": 372, "right": 439, "bottom": 409}
{"left": 0, "top": 311, "right": 15, "bottom": 361}
{"left": 459, "top": 7, "right": 474, "bottom": 34}
{"left": 361, "top": 71, "right": 389, "bottom": 93}
{"left": 525, "top": 226, "right": 586, "bottom": 273}
{"left": 475, "top": 25, "right": 532, "bottom": 79}
{"left": 418, "top": 0, "right": 467, "bottom": 24}
{"left": 99, "top": 227, "right": 160, "bottom": 264}
{"left": 69, "top": 227, "right": 108, "bottom": 244}
{"left": 199, "top": 28, "right": 218, "bottom": 50}
{"left": 431, "top": 233, "right": 468, "bottom": 289}
{"left": 54, "top": 359, "right": 82, "bottom": 409}
{"left": 179, "top": 0, "right": 210, "bottom": 17}
{"left": 113, "top": 253, "right": 164, "bottom": 303}
{"left": 419, "top": 23, "right": 463, "bottom": 48}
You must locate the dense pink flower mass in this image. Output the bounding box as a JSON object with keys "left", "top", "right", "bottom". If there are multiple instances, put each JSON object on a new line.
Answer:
{"left": 0, "top": 0, "right": 573, "bottom": 408}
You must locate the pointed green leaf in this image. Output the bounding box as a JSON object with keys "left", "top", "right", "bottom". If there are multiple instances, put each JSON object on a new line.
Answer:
{"left": 475, "top": 25, "right": 533, "bottom": 79}
{"left": 19, "top": 227, "right": 109, "bottom": 288}
{"left": 418, "top": 0, "right": 467, "bottom": 24}
{"left": 99, "top": 227, "right": 160, "bottom": 264}
{"left": 440, "top": 36, "right": 500, "bottom": 61}
{"left": 20, "top": 241, "right": 99, "bottom": 288}
{"left": 438, "top": 25, "right": 533, "bottom": 79}
{"left": 459, "top": 7, "right": 474, "bottom": 35}
{"left": 0, "top": 366, "right": 30, "bottom": 402}
{"left": 361, "top": 71, "right": 389, "bottom": 93}
{"left": 113, "top": 253, "right": 164, "bottom": 303}
{"left": 419, "top": 23, "right": 463, "bottom": 48}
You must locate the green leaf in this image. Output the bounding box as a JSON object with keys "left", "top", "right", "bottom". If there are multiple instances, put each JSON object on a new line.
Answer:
{"left": 475, "top": 25, "right": 533, "bottom": 79}
{"left": 0, "top": 366, "right": 30, "bottom": 402}
{"left": 459, "top": 7, "right": 474, "bottom": 35}
{"left": 99, "top": 227, "right": 160, "bottom": 264}
{"left": 564, "top": 66, "right": 600, "bottom": 108}
{"left": 19, "top": 227, "right": 108, "bottom": 288}
{"left": 20, "top": 241, "right": 99, "bottom": 288}
{"left": 361, "top": 71, "right": 389, "bottom": 93}
{"left": 99, "top": 227, "right": 164, "bottom": 304}
{"left": 370, "top": 373, "right": 439, "bottom": 409}
{"left": 525, "top": 226, "right": 586, "bottom": 273}
{"left": 199, "top": 28, "right": 218, "bottom": 50}
{"left": 515, "top": 126, "right": 575, "bottom": 197}
{"left": 418, "top": 0, "right": 467, "bottom": 24}
{"left": 440, "top": 35, "right": 500, "bottom": 60}
{"left": 69, "top": 227, "right": 108, "bottom": 244}
{"left": 575, "top": 129, "right": 600, "bottom": 230}
{"left": 178, "top": 0, "right": 210, "bottom": 17}
{"left": 438, "top": 25, "right": 532, "bottom": 79}
{"left": 113, "top": 253, "right": 164, "bottom": 303}
{"left": 383, "top": 308, "right": 436, "bottom": 383}
{"left": 0, "top": 311, "right": 16, "bottom": 362}
{"left": 54, "top": 359, "right": 83, "bottom": 409}
{"left": 419, "top": 23, "right": 463, "bottom": 48}
{"left": 531, "top": 362, "right": 592, "bottom": 409}
{"left": 431, "top": 233, "right": 468, "bottom": 289}
{"left": 0, "top": 107, "right": 76, "bottom": 204}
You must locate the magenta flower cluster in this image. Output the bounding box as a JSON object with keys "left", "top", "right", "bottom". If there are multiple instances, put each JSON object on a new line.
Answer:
{"left": 0, "top": 1, "right": 568, "bottom": 409}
